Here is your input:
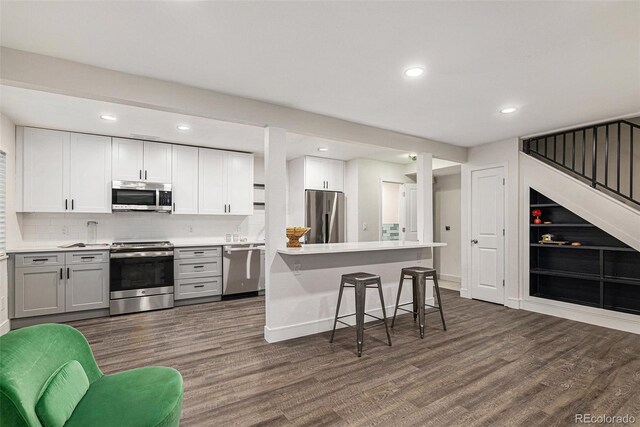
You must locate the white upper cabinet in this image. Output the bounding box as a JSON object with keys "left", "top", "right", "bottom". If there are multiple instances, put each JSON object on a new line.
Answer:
{"left": 198, "top": 148, "right": 226, "bottom": 215}
{"left": 304, "top": 156, "right": 344, "bottom": 192}
{"left": 199, "top": 148, "right": 253, "bottom": 215}
{"left": 225, "top": 152, "right": 254, "bottom": 215}
{"left": 20, "top": 128, "right": 69, "bottom": 212}
{"left": 18, "top": 128, "right": 111, "bottom": 213}
{"left": 112, "top": 139, "right": 171, "bottom": 183}
{"left": 143, "top": 141, "right": 172, "bottom": 183}
{"left": 112, "top": 138, "right": 144, "bottom": 181}
{"left": 172, "top": 145, "right": 199, "bottom": 214}
{"left": 68, "top": 133, "right": 112, "bottom": 213}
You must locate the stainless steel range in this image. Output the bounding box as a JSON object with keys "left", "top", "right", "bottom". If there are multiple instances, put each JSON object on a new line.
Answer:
{"left": 110, "top": 241, "right": 174, "bottom": 315}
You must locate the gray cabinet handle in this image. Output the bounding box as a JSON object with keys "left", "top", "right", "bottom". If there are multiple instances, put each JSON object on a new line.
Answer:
{"left": 194, "top": 285, "right": 205, "bottom": 289}
{"left": 65, "top": 199, "right": 68, "bottom": 210}
{"left": 145, "top": 170, "right": 148, "bottom": 180}
{"left": 139, "top": 170, "right": 142, "bottom": 179}
{"left": 59, "top": 268, "right": 63, "bottom": 280}
{"left": 193, "top": 251, "right": 204, "bottom": 255}
{"left": 71, "top": 199, "right": 74, "bottom": 210}
{"left": 193, "top": 265, "right": 204, "bottom": 269}
{"left": 32, "top": 258, "right": 49, "bottom": 263}
{"left": 67, "top": 268, "right": 70, "bottom": 279}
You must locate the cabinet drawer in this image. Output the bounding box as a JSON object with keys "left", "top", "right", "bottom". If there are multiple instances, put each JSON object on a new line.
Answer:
{"left": 174, "top": 258, "right": 221, "bottom": 280}
{"left": 65, "top": 251, "right": 109, "bottom": 265}
{"left": 15, "top": 253, "right": 64, "bottom": 268}
{"left": 175, "top": 277, "right": 222, "bottom": 300}
{"left": 174, "top": 247, "right": 221, "bottom": 260}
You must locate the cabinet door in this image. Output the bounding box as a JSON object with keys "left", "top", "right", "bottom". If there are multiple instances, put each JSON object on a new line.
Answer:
{"left": 198, "top": 148, "right": 226, "bottom": 214}
{"left": 112, "top": 138, "right": 144, "bottom": 181}
{"left": 143, "top": 141, "right": 172, "bottom": 183}
{"left": 22, "top": 127, "right": 69, "bottom": 212}
{"left": 226, "top": 152, "right": 254, "bottom": 215}
{"left": 69, "top": 133, "right": 112, "bottom": 213}
{"left": 14, "top": 266, "right": 65, "bottom": 318}
{"left": 304, "top": 156, "right": 327, "bottom": 190}
{"left": 171, "top": 145, "right": 199, "bottom": 214}
{"left": 65, "top": 263, "right": 109, "bottom": 312}
{"left": 325, "top": 158, "right": 344, "bottom": 192}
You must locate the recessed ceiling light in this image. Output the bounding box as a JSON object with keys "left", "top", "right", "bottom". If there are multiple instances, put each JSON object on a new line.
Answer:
{"left": 100, "top": 114, "right": 117, "bottom": 121}
{"left": 404, "top": 67, "right": 424, "bottom": 77}
{"left": 500, "top": 107, "right": 517, "bottom": 114}
{"left": 318, "top": 147, "right": 328, "bottom": 152}
{"left": 176, "top": 124, "right": 190, "bottom": 131}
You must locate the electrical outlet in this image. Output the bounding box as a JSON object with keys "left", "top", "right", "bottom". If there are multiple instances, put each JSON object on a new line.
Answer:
{"left": 293, "top": 263, "right": 302, "bottom": 276}
{"left": 445, "top": 225, "right": 451, "bottom": 231}
{"left": 362, "top": 222, "right": 368, "bottom": 231}
{"left": 62, "top": 226, "right": 69, "bottom": 235}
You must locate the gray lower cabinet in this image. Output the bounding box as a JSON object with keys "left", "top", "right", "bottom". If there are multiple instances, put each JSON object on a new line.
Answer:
{"left": 13, "top": 250, "right": 110, "bottom": 318}
{"left": 174, "top": 246, "right": 223, "bottom": 300}
{"left": 66, "top": 263, "right": 109, "bottom": 312}
{"left": 14, "top": 265, "right": 65, "bottom": 318}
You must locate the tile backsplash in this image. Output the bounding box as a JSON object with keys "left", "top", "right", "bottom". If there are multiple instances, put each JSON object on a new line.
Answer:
{"left": 15, "top": 208, "right": 265, "bottom": 246}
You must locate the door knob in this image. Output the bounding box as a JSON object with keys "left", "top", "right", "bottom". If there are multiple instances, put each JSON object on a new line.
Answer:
{"left": 471, "top": 239, "right": 478, "bottom": 244}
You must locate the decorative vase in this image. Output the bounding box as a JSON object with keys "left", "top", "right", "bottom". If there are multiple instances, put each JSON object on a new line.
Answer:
{"left": 533, "top": 218, "right": 542, "bottom": 224}
{"left": 286, "top": 227, "right": 311, "bottom": 248}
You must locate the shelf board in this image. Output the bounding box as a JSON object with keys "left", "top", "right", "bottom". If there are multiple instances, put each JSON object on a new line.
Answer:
{"left": 530, "top": 243, "right": 636, "bottom": 252}
{"left": 531, "top": 203, "right": 561, "bottom": 208}
{"left": 604, "top": 276, "right": 640, "bottom": 286}
{"left": 530, "top": 268, "right": 600, "bottom": 281}
{"left": 530, "top": 223, "right": 594, "bottom": 227}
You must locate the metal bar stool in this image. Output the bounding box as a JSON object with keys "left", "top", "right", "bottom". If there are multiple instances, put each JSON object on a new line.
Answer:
{"left": 329, "top": 272, "right": 392, "bottom": 357}
{"left": 391, "top": 267, "right": 446, "bottom": 338}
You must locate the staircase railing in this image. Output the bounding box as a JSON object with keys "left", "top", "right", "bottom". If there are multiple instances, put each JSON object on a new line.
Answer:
{"left": 522, "top": 119, "right": 639, "bottom": 208}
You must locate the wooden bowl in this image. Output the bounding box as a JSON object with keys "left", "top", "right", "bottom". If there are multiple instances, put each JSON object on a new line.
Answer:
{"left": 286, "top": 227, "right": 311, "bottom": 248}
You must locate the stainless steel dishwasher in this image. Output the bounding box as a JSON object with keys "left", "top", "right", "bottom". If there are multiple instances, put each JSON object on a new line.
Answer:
{"left": 222, "top": 244, "right": 265, "bottom": 296}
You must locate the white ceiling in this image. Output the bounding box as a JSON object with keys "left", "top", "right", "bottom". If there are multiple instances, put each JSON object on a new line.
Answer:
{"left": 2, "top": 2, "right": 637, "bottom": 147}
{"left": 2, "top": 85, "right": 459, "bottom": 167}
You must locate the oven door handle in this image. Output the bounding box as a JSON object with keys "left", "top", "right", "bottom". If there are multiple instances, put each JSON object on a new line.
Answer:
{"left": 110, "top": 251, "right": 174, "bottom": 259}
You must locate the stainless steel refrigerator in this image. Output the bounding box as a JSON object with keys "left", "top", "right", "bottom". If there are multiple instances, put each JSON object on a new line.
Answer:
{"left": 305, "top": 190, "right": 345, "bottom": 244}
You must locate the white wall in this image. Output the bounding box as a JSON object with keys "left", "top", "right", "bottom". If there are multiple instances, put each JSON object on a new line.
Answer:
{"left": 0, "top": 114, "right": 16, "bottom": 334}
{"left": 433, "top": 172, "right": 461, "bottom": 283}
{"left": 461, "top": 138, "right": 520, "bottom": 308}
{"left": 356, "top": 158, "right": 415, "bottom": 242}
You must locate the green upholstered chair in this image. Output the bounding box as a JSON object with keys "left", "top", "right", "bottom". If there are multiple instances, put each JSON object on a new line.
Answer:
{"left": 0, "top": 324, "right": 183, "bottom": 427}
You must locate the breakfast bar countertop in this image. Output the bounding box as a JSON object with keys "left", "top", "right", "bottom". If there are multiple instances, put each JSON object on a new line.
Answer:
{"left": 277, "top": 241, "right": 446, "bottom": 255}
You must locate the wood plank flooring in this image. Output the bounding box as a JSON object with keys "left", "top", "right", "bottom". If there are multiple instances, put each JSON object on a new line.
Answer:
{"left": 67, "top": 289, "right": 640, "bottom": 426}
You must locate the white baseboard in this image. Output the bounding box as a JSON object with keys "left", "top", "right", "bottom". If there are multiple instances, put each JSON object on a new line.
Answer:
{"left": 459, "top": 288, "right": 470, "bottom": 299}
{"left": 506, "top": 297, "right": 521, "bottom": 309}
{"left": 522, "top": 298, "right": 640, "bottom": 335}
{"left": 438, "top": 281, "right": 461, "bottom": 291}
{"left": 438, "top": 274, "right": 461, "bottom": 283}
{"left": 264, "top": 301, "right": 427, "bottom": 343}
{"left": 0, "top": 319, "right": 10, "bottom": 336}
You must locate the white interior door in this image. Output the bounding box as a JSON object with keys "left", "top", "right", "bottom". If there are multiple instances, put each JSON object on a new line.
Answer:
{"left": 470, "top": 167, "right": 505, "bottom": 304}
{"left": 403, "top": 183, "right": 418, "bottom": 241}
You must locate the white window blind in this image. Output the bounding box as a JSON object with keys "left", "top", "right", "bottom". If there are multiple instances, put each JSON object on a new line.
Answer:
{"left": 0, "top": 151, "right": 6, "bottom": 255}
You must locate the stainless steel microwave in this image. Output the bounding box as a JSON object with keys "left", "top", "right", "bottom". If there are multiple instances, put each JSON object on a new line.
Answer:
{"left": 112, "top": 181, "right": 172, "bottom": 213}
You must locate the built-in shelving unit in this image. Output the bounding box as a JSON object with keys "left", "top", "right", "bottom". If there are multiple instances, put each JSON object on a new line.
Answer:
{"left": 529, "top": 188, "right": 640, "bottom": 315}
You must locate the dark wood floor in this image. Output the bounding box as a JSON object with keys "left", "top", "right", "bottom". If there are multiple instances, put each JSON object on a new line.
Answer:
{"left": 67, "top": 290, "right": 640, "bottom": 426}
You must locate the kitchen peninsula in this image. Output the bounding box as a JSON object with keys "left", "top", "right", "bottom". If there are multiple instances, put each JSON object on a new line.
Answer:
{"left": 264, "top": 241, "right": 446, "bottom": 342}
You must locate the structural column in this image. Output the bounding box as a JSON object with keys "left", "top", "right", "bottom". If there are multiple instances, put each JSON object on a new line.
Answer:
{"left": 416, "top": 153, "right": 435, "bottom": 303}
{"left": 263, "top": 126, "right": 288, "bottom": 335}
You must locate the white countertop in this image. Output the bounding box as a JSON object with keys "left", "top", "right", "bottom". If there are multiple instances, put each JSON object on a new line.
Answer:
{"left": 277, "top": 241, "right": 446, "bottom": 255}
{"left": 7, "top": 239, "right": 265, "bottom": 254}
